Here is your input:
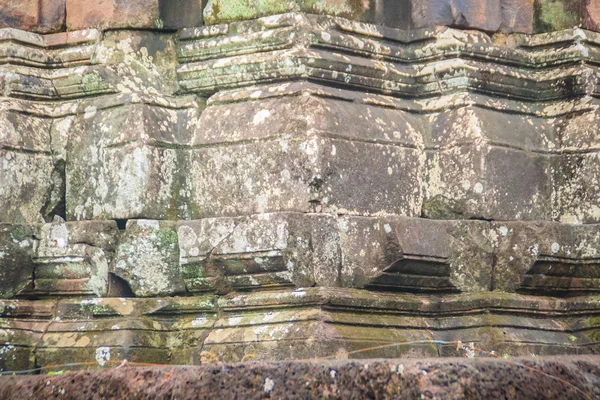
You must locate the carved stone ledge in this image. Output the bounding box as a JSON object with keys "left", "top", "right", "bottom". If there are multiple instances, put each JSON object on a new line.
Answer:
{"left": 1, "top": 290, "right": 599, "bottom": 370}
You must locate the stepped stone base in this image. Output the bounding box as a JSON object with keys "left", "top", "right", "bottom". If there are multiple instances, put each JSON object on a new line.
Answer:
{"left": 1, "top": 289, "right": 599, "bottom": 372}
{"left": 1, "top": 0, "right": 600, "bottom": 389}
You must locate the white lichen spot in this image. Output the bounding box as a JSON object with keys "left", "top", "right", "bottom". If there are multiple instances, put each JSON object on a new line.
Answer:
{"left": 95, "top": 347, "right": 111, "bottom": 367}
{"left": 86, "top": 251, "right": 109, "bottom": 297}
{"left": 83, "top": 106, "right": 97, "bottom": 119}
{"left": 499, "top": 226, "right": 509, "bottom": 236}
{"left": 228, "top": 316, "right": 242, "bottom": 326}
{"left": 137, "top": 220, "right": 160, "bottom": 230}
{"left": 551, "top": 242, "right": 561, "bottom": 254}
{"left": 252, "top": 109, "right": 271, "bottom": 125}
{"left": 264, "top": 377, "right": 275, "bottom": 393}
{"left": 50, "top": 224, "right": 69, "bottom": 248}
{"left": 383, "top": 224, "right": 392, "bottom": 234}
{"left": 178, "top": 225, "right": 198, "bottom": 252}
{"left": 191, "top": 317, "right": 208, "bottom": 327}
{"left": 474, "top": 182, "right": 484, "bottom": 194}
{"left": 390, "top": 364, "right": 404, "bottom": 375}
{"left": 330, "top": 370, "right": 337, "bottom": 379}
{"left": 528, "top": 244, "right": 539, "bottom": 256}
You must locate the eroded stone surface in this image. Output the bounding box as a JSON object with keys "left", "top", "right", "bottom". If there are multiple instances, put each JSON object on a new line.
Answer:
{"left": 0, "top": 0, "right": 65, "bottom": 33}
{"left": 3, "top": 357, "right": 600, "bottom": 400}
{"left": 0, "top": 225, "right": 35, "bottom": 299}
{"left": 492, "top": 222, "right": 600, "bottom": 294}
{"left": 178, "top": 213, "right": 340, "bottom": 293}
{"left": 1, "top": 289, "right": 599, "bottom": 371}
{"left": 27, "top": 218, "right": 118, "bottom": 297}
{"left": 113, "top": 220, "right": 184, "bottom": 297}
{"left": 1, "top": 7, "right": 600, "bottom": 376}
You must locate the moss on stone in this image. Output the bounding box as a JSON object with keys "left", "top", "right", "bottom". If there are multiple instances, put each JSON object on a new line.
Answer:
{"left": 81, "top": 73, "right": 108, "bottom": 95}
{"left": 204, "top": 0, "right": 369, "bottom": 25}
{"left": 535, "top": 0, "right": 580, "bottom": 32}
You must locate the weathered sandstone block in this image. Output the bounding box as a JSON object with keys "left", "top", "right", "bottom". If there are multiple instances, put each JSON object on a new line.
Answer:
{"left": 36, "top": 297, "right": 217, "bottom": 368}
{"left": 203, "top": 0, "right": 374, "bottom": 25}
{"left": 408, "top": 0, "right": 535, "bottom": 33}
{"left": 338, "top": 216, "right": 494, "bottom": 293}
{"left": 66, "top": 0, "right": 161, "bottom": 30}
{"left": 201, "top": 0, "right": 536, "bottom": 33}
{"left": 500, "top": 0, "right": 536, "bottom": 32}
{"left": 159, "top": 0, "right": 206, "bottom": 29}
{"left": 2, "top": 8, "right": 600, "bottom": 372}
{"left": 113, "top": 220, "right": 185, "bottom": 297}
{"left": 0, "top": 0, "right": 65, "bottom": 33}
{"left": 582, "top": 0, "right": 600, "bottom": 31}
{"left": 66, "top": 103, "right": 188, "bottom": 221}
{"left": 2, "top": 288, "right": 599, "bottom": 369}
{"left": 66, "top": 0, "right": 205, "bottom": 30}
{"left": 422, "top": 107, "right": 553, "bottom": 221}
{"left": 178, "top": 213, "right": 340, "bottom": 293}
{"left": 0, "top": 110, "right": 56, "bottom": 224}
{"left": 187, "top": 87, "right": 424, "bottom": 218}
{"left": 0, "top": 225, "right": 35, "bottom": 299}
{"left": 492, "top": 222, "right": 600, "bottom": 294}
{"left": 553, "top": 108, "right": 600, "bottom": 223}
{"left": 534, "top": 0, "right": 581, "bottom": 32}
{"left": 26, "top": 219, "right": 118, "bottom": 297}
{"left": 554, "top": 153, "right": 600, "bottom": 224}
{"left": 0, "top": 300, "right": 54, "bottom": 372}
{"left": 411, "top": 0, "right": 503, "bottom": 32}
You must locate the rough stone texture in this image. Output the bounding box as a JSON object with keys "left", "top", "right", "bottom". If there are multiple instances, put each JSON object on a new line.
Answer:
{"left": 0, "top": 225, "right": 35, "bottom": 299}
{"left": 202, "top": 0, "right": 532, "bottom": 32}
{"left": 186, "top": 90, "right": 423, "bottom": 218}
{"left": 178, "top": 213, "right": 340, "bottom": 293}
{"left": 1, "top": 2, "right": 600, "bottom": 387}
{"left": 160, "top": 0, "right": 206, "bottom": 29}
{"left": 203, "top": 0, "right": 374, "bottom": 25}
{"left": 66, "top": 0, "right": 161, "bottom": 31}
{"left": 338, "top": 216, "right": 493, "bottom": 293}
{"left": 113, "top": 220, "right": 184, "bottom": 297}
{"left": 2, "top": 357, "right": 600, "bottom": 399}
{"left": 411, "top": 0, "right": 504, "bottom": 32}
{"left": 492, "top": 222, "right": 600, "bottom": 294}
{"left": 534, "top": 0, "right": 581, "bottom": 32}
{"left": 0, "top": 109, "right": 55, "bottom": 224}
{"left": 2, "top": 0, "right": 600, "bottom": 33}
{"left": 66, "top": 0, "right": 205, "bottom": 30}
{"left": 27, "top": 218, "right": 118, "bottom": 297}
{"left": 0, "top": 0, "right": 65, "bottom": 33}
{"left": 1, "top": 289, "right": 599, "bottom": 371}
{"left": 583, "top": 0, "right": 600, "bottom": 31}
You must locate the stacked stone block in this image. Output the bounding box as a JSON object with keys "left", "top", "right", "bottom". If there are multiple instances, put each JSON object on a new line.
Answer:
{"left": 0, "top": 0, "right": 599, "bottom": 373}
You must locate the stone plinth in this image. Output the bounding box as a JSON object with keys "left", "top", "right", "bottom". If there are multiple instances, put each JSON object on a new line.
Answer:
{"left": 0, "top": 0, "right": 599, "bottom": 380}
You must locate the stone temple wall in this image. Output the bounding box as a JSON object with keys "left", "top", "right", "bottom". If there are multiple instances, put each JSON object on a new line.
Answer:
{"left": 1, "top": 0, "right": 600, "bottom": 373}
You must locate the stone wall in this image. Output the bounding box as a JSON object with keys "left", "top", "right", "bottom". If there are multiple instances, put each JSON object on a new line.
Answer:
{"left": 0, "top": 0, "right": 599, "bottom": 374}
{"left": 2, "top": 0, "right": 600, "bottom": 33}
